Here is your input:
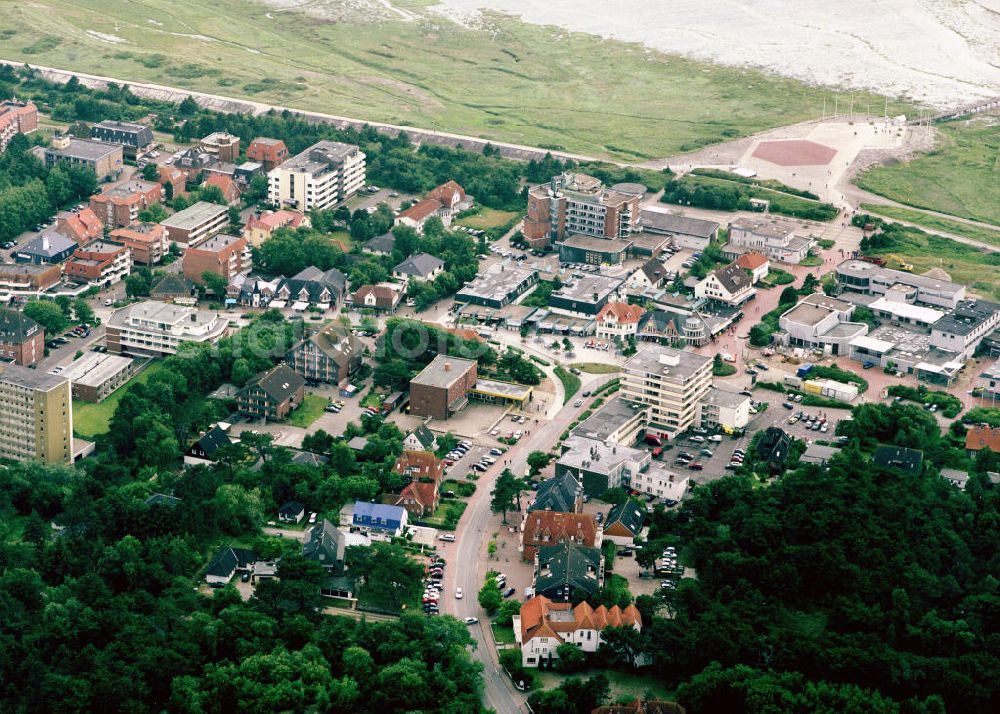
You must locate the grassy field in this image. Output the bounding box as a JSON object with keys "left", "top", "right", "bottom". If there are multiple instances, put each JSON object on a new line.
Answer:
{"left": 287, "top": 395, "right": 328, "bottom": 428}
{"left": 72, "top": 361, "right": 165, "bottom": 438}
{"left": 454, "top": 208, "right": 520, "bottom": 231}
{"left": 869, "top": 225, "right": 1000, "bottom": 300}
{"left": 856, "top": 119, "right": 1000, "bottom": 227}
{"left": 569, "top": 363, "right": 621, "bottom": 374}
{"left": 860, "top": 203, "right": 1000, "bottom": 248}
{"left": 1, "top": 0, "right": 910, "bottom": 160}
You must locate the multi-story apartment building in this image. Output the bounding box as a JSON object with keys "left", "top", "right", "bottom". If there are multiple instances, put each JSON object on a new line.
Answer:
{"left": 90, "top": 120, "right": 154, "bottom": 159}
{"left": 629, "top": 463, "right": 690, "bottom": 503}
{"left": 0, "top": 99, "right": 38, "bottom": 152}
{"left": 44, "top": 134, "right": 123, "bottom": 180}
{"left": 622, "top": 345, "right": 712, "bottom": 439}
{"left": 106, "top": 301, "right": 228, "bottom": 357}
{"left": 246, "top": 137, "right": 289, "bottom": 172}
{"left": 267, "top": 140, "right": 366, "bottom": 211}
{"left": 929, "top": 299, "right": 1000, "bottom": 360}
{"left": 0, "top": 308, "right": 44, "bottom": 367}
{"left": 89, "top": 179, "right": 162, "bottom": 228}
{"left": 0, "top": 363, "right": 73, "bottom": 465}
{"left": 523, "top": 173, "right": 641, "bottom": 249}
{"left": 199, "top": 132, "right": 241, "bottom": 163}
{"left": 0, "top": 264, "right": 62, "bottom": 296}
{"left": 285, "top": 323, "right": 363, "bottom": 384}
{"left": 63, "top": 240, "right": 132, "bottom": 287}
{"left": 108, "top": 223, "right": 168, "bottom": 265}
{"left": 160, "top": 201, "right": 229, "bottom": 247}
{"left": 727, "top": 217, "right": 814, "bottom": 264}
{"left": 182, "top": 233, "right": 251, "bottom": 284}
{"left": 236, "top": 364, "right": 306, "bottom": 422}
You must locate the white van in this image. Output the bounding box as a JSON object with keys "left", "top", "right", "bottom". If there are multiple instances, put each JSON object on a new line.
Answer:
{"left": 438, "top": 534, "right": 456, "bottom": 542}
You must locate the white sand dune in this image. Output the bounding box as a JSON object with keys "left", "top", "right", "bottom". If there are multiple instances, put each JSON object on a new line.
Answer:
{"left": 432, "top": 0, "right": 1000, "bottom": 107}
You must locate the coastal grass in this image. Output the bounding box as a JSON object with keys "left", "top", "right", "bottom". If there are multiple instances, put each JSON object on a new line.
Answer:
{"left": 859, "top": 203, "right": 1000, "bottom": 248}
{"left": 856, "top": 120, "right": 1000, "bottom": 227}
{"left": 72, "top": 361, "right": 166, "bottom": 438}
{"left": 287, "top": 395, "right": 328, "bottom": 428}
{"left": 3, "top": 0, "right": 911, "bottom": 160}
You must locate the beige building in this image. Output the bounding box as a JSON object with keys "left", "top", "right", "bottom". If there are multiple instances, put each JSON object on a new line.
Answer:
{"left": 106, "top": 301, "right": 228, "bottom": 357}
{"left": 58, "top": 352, "right": 135, "bottom": 403}
{"left": 267, "top": 140, "right": 366, "bottom": 211}
{"left": 160, "top": 201, "right": 230, "bottom": 247}
{"left": 0, "top": 364, "right": 73, "bottom": 464}
{"left": 622, "top": 345, "right": 712, "bottom": 439}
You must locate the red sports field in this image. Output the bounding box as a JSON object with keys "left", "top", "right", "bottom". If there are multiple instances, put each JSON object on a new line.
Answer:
{"left": 752, "top": 139, "right": 837, "bottom": 166}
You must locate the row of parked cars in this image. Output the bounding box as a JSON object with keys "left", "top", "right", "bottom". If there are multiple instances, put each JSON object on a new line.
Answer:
{"left": 423, "top": 557, "right": 447, "bottom": 615}
{"left": 471, "top": 447, "right": 506, "bottom": 473}
{"left": 725, "top": 447, "right": 747, "bottom": 471}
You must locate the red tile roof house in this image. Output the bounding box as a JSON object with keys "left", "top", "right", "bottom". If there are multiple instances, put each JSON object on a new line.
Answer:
{"left": 158, "top": 166, "right": 187, "bottom": 202}
{"left": 55, "top": 208, "right": 104, "bottom": 246}
{"left": 243, "top": 209, "right": 308, "bottom": 247}
{"left": 0, "top": 308, "right": 45, "bottom": 367}
{"left": 202, "top": 174, "right": 241, "bottom": 206}
{"left": 394, "top": 198, "right": 444, "bottom": 234}
{"left": 89, "top": 180, "right": 162, "bottom": 228}
{"left": 392, "top": 450, "right": 446, "bottom": 485}
{"left": 965, "top": 424, "right": 1000, "bottom": 457}
{"left": 735, "top": 251, "right": 770, "bottom": 283}
{"left": 595, "top": 302, "right": 645, "bottom": 341}
{"left": 394, "top": 480, "right": 440, "bottom": 518}
{"left": 520, "top": 510, "right": 601, "bottom": 563}
{"left": 426, "top": 180, "right": 472, "bottom": 218}
{"left": 515, "top": 595, "right": 641, "bottom": 668}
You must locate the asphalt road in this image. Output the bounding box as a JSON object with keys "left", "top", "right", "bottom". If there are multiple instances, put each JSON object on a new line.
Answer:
{"left": 442, "top": 373, "right": 615, "bottom": 714}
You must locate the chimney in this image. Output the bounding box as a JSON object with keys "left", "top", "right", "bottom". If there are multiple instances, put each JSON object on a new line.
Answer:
{"left": 444, "top": 361, "right": 451, "bottom": 372}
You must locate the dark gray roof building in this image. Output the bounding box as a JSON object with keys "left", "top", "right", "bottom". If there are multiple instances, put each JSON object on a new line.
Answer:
{"left": 604, "top": 498, "right": 646, "bottom": 539}
{"left": 393, "top": 252, "right": 444, "bottom": 279}
{"left": 534, "top": 542, "right": 604, "bottom": 602}
{"left": 529, "top": 473, "right": 583, "bottom": 514}
{"left": 872, "top": 445, "right": 924, "bottom": 475}
{"left": 302, "top": 519, "right": 346, "bottom": 573}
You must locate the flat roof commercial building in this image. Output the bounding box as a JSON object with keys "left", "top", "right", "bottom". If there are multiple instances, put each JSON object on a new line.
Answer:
{"left": 622, "top": 345, "right": 712, "bottom": 439}
{"left": 557, "top": 234, "right": 632, "bottom": 266}
{"left": 44, "top": 135, "right": 123, "bottom": 180}
{"left": 555, "top": 435, "right": 650, "bottom": 497}
{"left": 455, "top": 264, "right": 538, "bottom": 309}
{"left": 700, "top": 386, "right": 752, "bottom": 433}
{"left": 59, "top": 352, "right": 134, "bottom": 402}
{"left": 0, "top": 363, "right": 73, "bottom": 464}
{"left": 0, "top": 263, "right": 62, "bottom": 296}
{"left": 106, "top": 301, "right": 228, "bottom": 357}
{"left": 930, "top": 299, "right": 1000, "bottom": 360}
{"left": 161, "top": 201, "right": 229, "bottom": 247}
{"left": 409, "top": 355, "right": 478, "bottom": 420}
{"left": 639, "top": 208, "right": 719, "bottom": 251}
{"left": 777, "top": 293, "right": 867, "bottom": 356}
{"left": 268, "top": 140, "right": 366, "bottom": 211}
{"left": 548, "top": 274, "right": 624, "bottom": 318}
{"left": 727, "top": 217, "right": 813, "bottom": 264}
{"left": 835, "top": 259, "right": 965, "bottom": 309}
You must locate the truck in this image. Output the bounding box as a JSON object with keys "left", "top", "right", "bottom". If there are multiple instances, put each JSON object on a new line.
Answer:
{"left": 796, "top": 363, "right": 814, "bottom": 379}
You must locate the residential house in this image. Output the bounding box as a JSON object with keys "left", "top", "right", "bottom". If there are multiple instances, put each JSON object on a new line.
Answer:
{"left": 426, "top": 180, "right": 472, "bottom": 218}
{"left": 629, "top": 463, "right": 690, "bottom": 503}
{"left": 351, "top": 283, "right": 403, "bottom": 313}
{"left": 182, "top": 233, "right": 252, "bottom": 284}
{"left": 54, "top": 208, "right": 103, "bottom": 245}
{"left": 90, "top": 120, "right": 154, "bottom": 160}
{"left": 395, "top": 199, "right": 444, "bottom": 233}
{"left": 278, "top": 266, "right": 347, "bottom": 309}
{"left": 106, "top": 301, "right": 228, "bottom": 356}
{"left": 528, "top": 472, "right": 583, "bottom": 514}
{"left": 392, "top": 253, "right": 445, "bottom": 284}
{"left": 694, "top": 262, "right": 755, "bottom": 306}
{"left": 700, "top": 386, "right": 752, "bottom": 433}
{"left": 246, "top": 137, "right": 289, "bottom": 172}
{"left": 229, "top": 274, "right": 284, "bottom": 308}
{"left": 204, "top": 546, "right": 255, "bottom": 585}
{"left": 278, "top": 501, "right": 305, "bottom": 523}
{"left": 237, "top": 364, "right": 306, "bottom": 421}
{"left": 158, "top": 166, "right": 186, "bottom": 201}
{"left": 941, "top": 468, "right": 971, "bottom": 491}
{"left": 109, "top": 223, "right": 168, "bottom": 265}
{"left": 184, "top": 424, "right": 236, "bottom": 466}
{"left": 533, "top": 542, "right": 604, "bottom": 601}
{"left": 800, "top": 444, "right": 839, "bottom": 467}
{"left": 391, "top": 450, "right": 446, "bottom": 485}
{"left": 286, "top": 322, "right": 363, "bottom": 384}
{"left": 89, "top": 179, "right": 162, "bottom": 228}
{"left": 595, "top": 302, "right": 645, "bottom": 341}
{"left": 149, "top": 273, "right": 197, "bottom": 304}
{"left": 362, "top": 232, "right": 396, "bottom": 256}
{"left": 521, "top": 510, "right": 600, "bottom": 563}
{"left": 965, "top": 424, "right": 1000, "bottom": 457}
{"left": 351, "top": 501, "right": 408, "bottom": 537}
{"left": 756, "top": 427, "right": 793, "bottom": 473}
{"left": 601, "top": 498, "right": 647, "bottom": 546}
{"left": 303, "top": 519, "right": 347, "bottom": 573}
{"left": 15, "top": 231, "right": 77, "bottom": 265}
{"left": 202, "top": 174, "right": 241, "bottom": 205}
{"left": 144, "top": 493, "right": 182, "bottom": 508}
{"left": 872, "top": 445, "right": 924, "bottom": 475}
{"left": 394, "top": 480, "right": 440, "bottom": 518}
{"left": 243, "top": 209, "right": 308, "bottom": 247}
{"left": 735, "top": 252, "right": 770, "bottom": 282}
{"left": 403, "top": 425, "right": 438, "bottom": 452}
{"left": 626, "top": 258, "right": 670, "bottom": 293}
{"left": 516, "top": 595, "right": 641, "bottom": 668}
{"left": 0, "top": 308, "right": 44, "bottom": 367}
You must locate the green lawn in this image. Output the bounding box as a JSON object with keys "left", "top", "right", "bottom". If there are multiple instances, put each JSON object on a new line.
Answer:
{"left": 455, "top": 208, "right": 520, "bottom": 230}
{"left": 72, "top": 361, "right": 165, "bottom": 438}
{"left": 860, "top": 203, "right": 1000, "bottom": 248}
{"left": 856, "top": 120, "right": 1000, "bottom": 227}
{"left": 535, "top": 669, "right": 675, "bottom": 702}
{"left": 569, "top": 363, "right": 621, "bottom": 375}
{"left": 287, "top": 395, "right": 328, "bottom": 428}
{"left": 553, "top": 366, "right": 581, "bottom": 404}
{"left": 491, "top": 623, "right": 517, "bottom": 645}
{"left": 3, "top": 0, "right": 910, "bottom": 160}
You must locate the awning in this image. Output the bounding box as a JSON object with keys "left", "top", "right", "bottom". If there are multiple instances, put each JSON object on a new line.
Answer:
{"left": 269, "top": 300, "right": 287, "bottom": 308}
{"left": 291, "top": 301, "right": 308, "bottom": 311}
{"left": 317, "top": 302, "right": 331, "bottom": 310}
{"left": 224, "top": 298, "right": 236, "bottom": 305}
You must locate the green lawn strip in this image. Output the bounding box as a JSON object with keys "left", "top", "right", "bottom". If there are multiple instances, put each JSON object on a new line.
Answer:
{"left": 72, "top": 361, "right": 166, "bottom": 438}
{"left": 856, "top": 121, "right": 1000, "bottom": 227}
{"left": 287, "top": 395, "right": 328, "bottom": 428}
{"left": 860, "top": 203, "right": 1000, "bottom": 248}
{"left": 491, "top": 623, "right": 517, "bottom": 645}
{"left": 568, "top": 363, "right": 621, "bottom": 374}
{"left": 553, "top": 366, "right": 581, "bottom": 404}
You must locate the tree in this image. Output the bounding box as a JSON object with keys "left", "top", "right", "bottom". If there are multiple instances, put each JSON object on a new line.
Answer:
{"left": 554, "top": 642, "right": 587, "bottom": 673}
{"left": 527, "top": 450, "right": 553, "bottom": 476}
{"left": 73, "top": 298, "right": 94, "bottom": 325}
{"left": 138, "top": 202, "right": 168, "bottom": 223}
{"left": 140, "top": 163, "right": 160, "bottom": 181}
{"left": 800, "top": 272, "right": 819, "bottom": 294}
{"left": 477, "top": 579, "right": 502, "bottom": 614}
{"left": 178, "top": 95, "right": 199, "bottom": 115}
{"left": 490, "top": 469, "right": 525, "bottom": 524}
{"left": 600, "top": 487, "right": 628, "bottom": 505}
{"left": 23, "top": 300, "right": 68, "bottom": 336}
{"left": 779, "top": 286, "right": 799, "bottom": 305}
{"left": 599, "top": 625, "right": 647, "bottom": 668}
{"left": 201, "top": 270, "right": 229, "bottom": 297}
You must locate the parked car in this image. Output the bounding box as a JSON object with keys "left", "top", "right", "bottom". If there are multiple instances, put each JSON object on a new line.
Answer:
{"left": 502, "top": 587, "right": 516, "bottom": 598}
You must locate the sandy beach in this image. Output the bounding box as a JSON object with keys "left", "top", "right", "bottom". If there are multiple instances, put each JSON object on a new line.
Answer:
{"left": 432, "top": 0, "right": 1000, "bottom": 108}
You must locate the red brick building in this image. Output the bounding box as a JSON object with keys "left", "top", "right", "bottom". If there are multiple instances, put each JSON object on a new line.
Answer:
{"left": 394, "top": 481, "right": 439, "bottom": 518}
{"left": 158, "top": 166, "right": 187, "bottom": 201}
{"left": 0, "top": 308, "right": 44, "bottom": 367}
{"left": 109, "top": 223, "right": 168, "bottom": 265}
{"left": 0, "top": 99, "right": 38, "bottom": 153}
{"left": 63, "top": 241, "right": 132, "bottom": 287}
{"left": 524, "top": 172, "right": 641, "bottom": 249}
{"left": 54, "top": 208, "right": 104, "bottom": 246}
{"left": 391, "top": 450, "right": 446, "bottom": 485}
{"left": 182, "top": 233, "right": 250, "bottom": 284}
{"left": 246, "top": 137, "right": 288, "bottom": 172}
{"left": 199, "top": 132, "right": 241, "bottom": 163}
{"left": 89, "top": 179, "right": 162, "bottom": 228}
{"left": 520, "top": 511, "right": 600, "bottom": 563}
{"left": 409, "top": 355, "right": 478, "bottom": 420}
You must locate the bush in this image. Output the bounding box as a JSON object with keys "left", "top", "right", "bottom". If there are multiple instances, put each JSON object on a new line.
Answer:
{"left": 809, "top": 363, "right": 869, "bottom": 393}
{"left": 888, "top": 385, "right": 962, "bottom": 418}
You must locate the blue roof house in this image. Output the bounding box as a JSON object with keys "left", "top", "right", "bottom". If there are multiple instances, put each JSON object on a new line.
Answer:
{"left": 352, "top": 501, "right": 408, "bottom": 537}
